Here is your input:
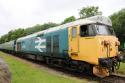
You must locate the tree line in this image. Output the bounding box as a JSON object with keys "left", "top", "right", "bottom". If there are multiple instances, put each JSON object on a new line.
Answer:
{"left": 0, "top": 23, "right": 58, "bottom": 43}
{"left": 0, "top": 6, "right": 125, "bottom": 48}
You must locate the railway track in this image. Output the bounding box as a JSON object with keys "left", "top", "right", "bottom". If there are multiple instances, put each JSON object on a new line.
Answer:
{"left": 100, "top": 73, "right": 125, "bottom": 83}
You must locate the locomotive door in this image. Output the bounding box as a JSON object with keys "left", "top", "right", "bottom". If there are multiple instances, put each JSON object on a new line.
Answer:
{"left": 69, "top": 25, "right": 80, "bottom": 54}
{"left": 16, "top": 42, "right": 21, "bottom": 51}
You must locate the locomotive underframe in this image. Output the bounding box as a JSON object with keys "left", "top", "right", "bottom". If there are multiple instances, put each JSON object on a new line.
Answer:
{"left": 1, "top": 49, "right": 125, "bottom": 78}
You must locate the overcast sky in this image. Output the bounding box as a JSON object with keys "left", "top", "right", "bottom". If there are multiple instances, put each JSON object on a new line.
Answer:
{"left": 0, "top": 0, "right": 125, "bottom": 36}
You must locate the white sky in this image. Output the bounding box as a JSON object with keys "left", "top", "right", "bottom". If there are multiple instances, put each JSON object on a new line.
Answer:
{"left": 0, "top": 0, "right": 125, "bottom": 36}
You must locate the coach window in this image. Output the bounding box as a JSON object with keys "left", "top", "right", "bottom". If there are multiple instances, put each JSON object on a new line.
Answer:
{"left": 72, "top": 27, "right": 77, "bottom": 38}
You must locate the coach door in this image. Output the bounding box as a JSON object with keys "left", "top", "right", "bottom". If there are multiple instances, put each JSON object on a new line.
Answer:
{"left": 69, "top": 25, "right": 80, "bottom": 54}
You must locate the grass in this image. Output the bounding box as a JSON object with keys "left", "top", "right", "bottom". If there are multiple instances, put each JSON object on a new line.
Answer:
{"left": 0, "top": 52, "right": 88, "bottom": 83}
{"left": 118, "top": 63, "right": 125, "bottom": 74}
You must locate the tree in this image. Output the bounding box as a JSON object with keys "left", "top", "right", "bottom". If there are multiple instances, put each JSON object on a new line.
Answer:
{"left": 62, "top": 16, "right": 76, "bottom": 24}
{"left": 24, "top": 23, "right": 58, "bottom": 35}
{"left": 110, "top": 9, "right": 125, "bottom": 48}
{"left": 40, "top": 23, "right": 58, "bottom": 30}
{"left": 79, "top": 6, "right": 102, "bottom": 19}
{"left": 0, "top": 28, "right": 25, "bottom": 44}
{"left": 0, "top": 35, "right": 8, "bottom": 43}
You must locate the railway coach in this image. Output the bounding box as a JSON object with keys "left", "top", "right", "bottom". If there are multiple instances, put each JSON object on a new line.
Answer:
{"left": 0, "top": 40, "right": 16, "bottom": 53}
{"left": 0, "top": 15, "right": 125, "bottom": 77}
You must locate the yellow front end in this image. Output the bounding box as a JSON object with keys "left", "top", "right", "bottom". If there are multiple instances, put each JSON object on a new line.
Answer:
{"left": 68, "top": 25, "right": 120, "bottom": 77}
{"left": 69, "top": 36, "right": 119, "bottom": 65}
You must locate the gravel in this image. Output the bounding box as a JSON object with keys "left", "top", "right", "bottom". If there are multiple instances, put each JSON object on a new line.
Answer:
{"left": 0, "top": 58, "right": 11, "bottom": 83}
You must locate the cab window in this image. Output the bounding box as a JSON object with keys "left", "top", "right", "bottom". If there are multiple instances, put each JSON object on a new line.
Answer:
{"left": 95, "top": 24, "right": 115, "bottom": 35}
{"left": 80, "top": 25, "right": 88, "bottom": 37}
{"left": 80, "top": 25, "right": 95, "bottom": 37}
{"left": 72, "top": 27, "right": 77, "bottom": 38}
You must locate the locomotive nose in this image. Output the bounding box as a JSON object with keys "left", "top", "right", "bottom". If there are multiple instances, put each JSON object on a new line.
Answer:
{"left": 98, "top": 36, "right": 120, "bottom": 61}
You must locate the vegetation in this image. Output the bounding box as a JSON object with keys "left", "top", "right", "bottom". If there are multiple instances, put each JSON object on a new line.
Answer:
{"left": 0, "top": 23, "right": 57, "bottom": 43}
{"left": 24, "top": 23, "right": 58, "bottom": 35}
{"left": 0, "top": 52, "right": 88, "bottom": 83}
{"left": 79, "top": 6, "right": 102, "bottom": 19}
{"left": 118, "top": 63, "right": 125, "bottom": 74}
{"left": 61, "top": 16, "right": 76, "bottom": 24}
{"left": 110, "top": 9, "right": 125, "bottom": 48}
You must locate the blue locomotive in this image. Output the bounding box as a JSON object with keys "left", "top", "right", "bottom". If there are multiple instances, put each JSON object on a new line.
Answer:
{"left": 0, "top": 15, "right": 125, "bottom": 77}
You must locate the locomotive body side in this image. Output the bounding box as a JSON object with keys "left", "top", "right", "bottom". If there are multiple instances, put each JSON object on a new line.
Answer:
{"left": 16, "top": 26, "right": 69, "bottom": 59}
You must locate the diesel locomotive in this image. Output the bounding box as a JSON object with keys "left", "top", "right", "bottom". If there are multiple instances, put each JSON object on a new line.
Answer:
{"left": 0, "top": 15, "right": 125, "bottom": 77}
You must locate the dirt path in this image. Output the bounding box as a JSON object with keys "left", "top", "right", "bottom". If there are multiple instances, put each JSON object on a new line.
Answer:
{"left": 0, "top": 58, "right": 11, "bottom": 83}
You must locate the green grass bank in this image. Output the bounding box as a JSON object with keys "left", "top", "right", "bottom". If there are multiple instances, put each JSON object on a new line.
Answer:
{"left": 0, "top": 52, "right": 88, "bottom": 83}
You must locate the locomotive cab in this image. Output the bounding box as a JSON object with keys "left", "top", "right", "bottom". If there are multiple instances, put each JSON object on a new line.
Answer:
{"left": 68, "top": 16, "right": 123, "bottom": 77}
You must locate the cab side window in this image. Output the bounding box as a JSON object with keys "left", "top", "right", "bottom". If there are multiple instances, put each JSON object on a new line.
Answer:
{"left": 80, "top": 25, "right": 89, "bottom": 37}
{"left": 80, "top": 25, "right": 95, "bottom": 37}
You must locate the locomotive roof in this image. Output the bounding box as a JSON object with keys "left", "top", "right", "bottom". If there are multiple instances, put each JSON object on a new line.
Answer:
{"left": 17, "top": 15, "right": 112, "bottom": 41}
